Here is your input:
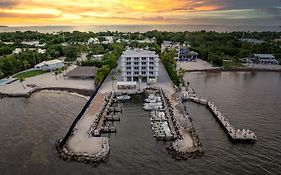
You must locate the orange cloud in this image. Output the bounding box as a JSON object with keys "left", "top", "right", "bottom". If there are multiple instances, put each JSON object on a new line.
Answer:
{"left": 0, "top": 0, "right": 278, "bottom": 26}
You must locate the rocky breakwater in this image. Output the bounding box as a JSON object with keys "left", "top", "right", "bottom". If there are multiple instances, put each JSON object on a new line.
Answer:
{"left": 163, "top": 88, "right": 204, "bottom": 160}
{"left": 55, "top": 138, "right": 109, "bottom": 166}
{"left": 56, "top": 92, "right": 113, "bottom": 166}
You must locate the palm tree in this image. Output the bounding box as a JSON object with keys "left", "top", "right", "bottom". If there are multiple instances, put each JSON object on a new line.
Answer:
{"left": 111, "top": 76, "right": 117, "bottom": 92}
{"left": 54, "top": 70, "right": 59, "bottom": 80}
{"left": 23, "top": 60, "right": 30, "bottom": 70}
{"left": 117, "top": 68, "right": 123, "bottom": 74}
{"left": 19, "top": 77, "right": 26, "bottom": 89}
{"left": 95, "top": 73, "right": 103, "bottom": 86}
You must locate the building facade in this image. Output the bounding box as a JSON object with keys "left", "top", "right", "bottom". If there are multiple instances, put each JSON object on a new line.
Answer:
{"left": 161, "top": 41, "right": 198, "bottom": 62}
{"left": 252, "top": 54, "right": 279, "bottom": 64}
{"left": 121, "top": 48, "right": 159, "bottom": 83}
{"left": 34, "top": 59, "right": 64, "bottom": 71}
{"left": 175, "top": 46, "right": 198, "bottom": 62}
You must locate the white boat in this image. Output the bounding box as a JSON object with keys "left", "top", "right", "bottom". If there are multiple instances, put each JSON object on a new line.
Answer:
{"left": 116, "top": 95, "right": 131, "bottom": 101}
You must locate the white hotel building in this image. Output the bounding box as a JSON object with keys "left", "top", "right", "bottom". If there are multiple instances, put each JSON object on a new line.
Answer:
{"left": 121, "top": 48, "right": 159, "bottom": 83}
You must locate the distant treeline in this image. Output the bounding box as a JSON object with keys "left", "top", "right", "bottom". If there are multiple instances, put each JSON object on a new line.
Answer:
{"left": 0, "top": 30, "right": 281, "bottom": 79}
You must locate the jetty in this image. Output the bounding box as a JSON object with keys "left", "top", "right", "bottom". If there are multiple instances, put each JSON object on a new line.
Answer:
{"left": 56, "top": 91, "right": 111, "bottom": 164}
{"left": 144, "top": 89, "right": 178, "bottom": 140}
{"left": 89, "top": 92, "right": 122, "bottom": 136}
{"left": 187, "top": 95, "right": 257, "bottom": 142}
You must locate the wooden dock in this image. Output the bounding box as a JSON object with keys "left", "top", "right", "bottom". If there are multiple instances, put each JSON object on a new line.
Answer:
{"left": 188, "top": 96, "right": 257, "bottom": 142}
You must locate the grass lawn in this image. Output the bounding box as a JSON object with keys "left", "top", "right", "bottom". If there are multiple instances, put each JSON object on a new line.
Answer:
{"left": 14, "top": 70, "right": 47, "bottom": 79}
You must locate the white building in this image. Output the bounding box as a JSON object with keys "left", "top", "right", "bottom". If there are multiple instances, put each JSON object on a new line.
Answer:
{"left": 37, "top": 48, "right": 46, "bottom": 54}
{"left": 21, "top": 41, "right": 46, "bottom": 47}
{"left": 12, "top": 48, "right": 23, "bottom": 54}
{"left": 240, "top": 38, "right": 264, "bottom": 44}
{"left": 34, "top": 59, "right": 64, "bottom": 71}
{"left": 121, "top": 48, "right": 159, "bottom": 83}
{"left": 101, "top": 36, "right": 114, "bottom": 44}
{"left": 252, "top": 54, "right": 279, "bottom": 64}
{"left": 88, "top": 37, "right": 100, "bottom": 45}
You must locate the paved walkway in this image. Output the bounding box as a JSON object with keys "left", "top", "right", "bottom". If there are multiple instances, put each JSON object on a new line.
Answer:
{"left": 0, "top": 66, "right": 95, "bottom": 95}
{"left": 66, "top": 92, "right": 107, "bottom": 154}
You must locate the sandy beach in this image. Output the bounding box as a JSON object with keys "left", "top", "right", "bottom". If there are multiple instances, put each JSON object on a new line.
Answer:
{"left": 177, "top": 59, "right": 218, "bottom": 71}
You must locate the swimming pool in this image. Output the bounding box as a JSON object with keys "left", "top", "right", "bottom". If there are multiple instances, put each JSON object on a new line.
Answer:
{"left": 0, "top": 79, "right": 8, "bottom": 85}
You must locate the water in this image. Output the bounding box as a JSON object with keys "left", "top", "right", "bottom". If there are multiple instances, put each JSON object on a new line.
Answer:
{"left": 0, "top": 25, "right": 280, "bottom": 33}
{"left": 0, "top": 72, "right": 281, "bottom": 174}
{"left": 0, "top": 79, "right": 8, "bottom": 86}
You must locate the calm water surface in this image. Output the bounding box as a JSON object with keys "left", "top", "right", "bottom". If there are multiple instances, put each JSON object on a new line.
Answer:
{"left": 0, "top": 25, "right": 280, "bottom": 33}
{"left": 0, "top": 72, "right": 281, "bottom": 174}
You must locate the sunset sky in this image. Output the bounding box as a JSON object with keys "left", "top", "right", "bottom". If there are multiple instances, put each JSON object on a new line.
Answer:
{"left": 0, "top": 0, "right": 280, "bottom": 26}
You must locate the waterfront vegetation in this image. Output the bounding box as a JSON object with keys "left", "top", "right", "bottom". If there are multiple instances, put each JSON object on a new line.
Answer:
{"left": 14, "top": 70, "right": 46, "bottom": 79}
{"left": 160, "top": 50, "right": 181, "bottom": 86}
{"left": 0, "top": 30, "right": 280, "bottom": 80}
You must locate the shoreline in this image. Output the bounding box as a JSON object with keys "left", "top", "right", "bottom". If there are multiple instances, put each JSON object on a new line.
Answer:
{"left": 0, "top": 87, "right": 94, "bottom": 98}
{"left": 186, "top": 67, "right": 281, "bottom": 73}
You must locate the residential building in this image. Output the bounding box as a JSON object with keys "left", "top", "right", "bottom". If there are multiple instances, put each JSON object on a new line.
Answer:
{"left": 34, "top": 59, "right": 64, "bottom": 71}
{"left": 161, "top": 41, "right": 175, "bottom": 53}
{"left": 240, "top": 38, "right": 264, "bottom": 44}
{"left": 121, "top": 48, "right": 159, "bottom": 83}
{"left": 175, "top": 46, "right": 198, "bottom": 62}
{"left": 12, "top": 48, "right": 23, "bottom": 54}
{"left": 161, "top": 41, "right": 198, "bottom": 61}
{"left": 37, "top": 48, "right": 46, "bottom": 54}
{"left": 21, "top": 41, "right": 46, "bottom": 47}
{"left": 88, "top": 37, "right": 100, "bottom": 45}
{"left": 252, "top": 54, "right": 279, "bottom": 64}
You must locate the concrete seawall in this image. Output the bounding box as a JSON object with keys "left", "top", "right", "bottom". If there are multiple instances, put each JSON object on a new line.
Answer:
{"left": 56, "top": 92, "right": 112, "bottom": 165}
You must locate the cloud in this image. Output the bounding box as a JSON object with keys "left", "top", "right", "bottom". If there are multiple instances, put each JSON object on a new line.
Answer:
{"left": 0, "top": 0, "right": 19, "bottom": 8}
{"left": 0, "top": 0, "right": 280, "bottom": 25}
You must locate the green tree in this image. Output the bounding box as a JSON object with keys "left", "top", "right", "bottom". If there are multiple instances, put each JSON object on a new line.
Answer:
{"left": 23, "top": 60, "right": 30, "bottom": 70}
{"left": 64, "top": 46, "right": 78, "bottom": 61}
{"left": 111, "top": 76, "right": 117, "bottom": 92}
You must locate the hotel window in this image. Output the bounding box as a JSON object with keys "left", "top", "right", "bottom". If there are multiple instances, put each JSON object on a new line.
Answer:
{"left": 134, "top": 62, "right": 139, "bottom": 65}
{"left": 126, "top": 57, "right": 131, "bottom": 61}
{"left": 142, "top": 67, "right": 146, "bottom": 70}
{"left": 141, "top": 71, "right": 146, "bottom": 75}
{"left": 149, "top": 71, "right": 153, "bottom": 75}
{"left": 149, "top": 62, "right": 154, "bottom": 65}
{"left": 134, "top": 57, "right": 139, "bottom": 61}
{"left": 142, "top": 62, "right": 146, "bottom": 65}
{"left": 127, "top": 72, "right": 131, "bottom": 75}
{"left": 149, "top": 57, "right": 154, "bottom": 61}
{"left": 134, "top": 67, "right": 139, "bottom": 70}
{"left": 127, "top": 67, "right": 131, "bottom": 70}
{"left": 149, "top": 67, "right": 154, "bottom": 70}
{"left": 126, "top": 62, "right": 131, "bottom": 65}
{"left": 134, "top": 72, "right": 139, "bottom": 75}
{"left": 141, "top": 57, "right": 146, "bottom": 60}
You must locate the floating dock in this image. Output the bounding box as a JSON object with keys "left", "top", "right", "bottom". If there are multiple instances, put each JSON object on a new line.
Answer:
{"left": 188, "top": 96, "right": 257, "bottom": 142}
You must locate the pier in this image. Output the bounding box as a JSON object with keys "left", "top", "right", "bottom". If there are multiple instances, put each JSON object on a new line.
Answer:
{"left": 89, "top": 92, "right": 122, "bottom": 136}
{"left": 188, "top": 96, "right": 257, "bottom": 142}
{"left": 145, "top": 89, "right": 179, "bottom": 140}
